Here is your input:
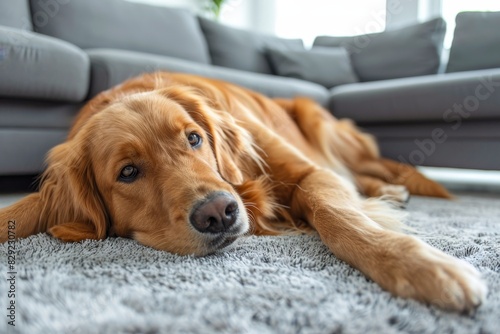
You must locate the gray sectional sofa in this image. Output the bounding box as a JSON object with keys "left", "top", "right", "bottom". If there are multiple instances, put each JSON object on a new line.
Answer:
{"left": 0, "top": 0, "right": 499, "bottom": 176}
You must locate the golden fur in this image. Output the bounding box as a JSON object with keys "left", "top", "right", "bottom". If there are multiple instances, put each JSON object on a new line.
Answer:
{"left": 1, "top": 72, "right": 485, "bottom": 312}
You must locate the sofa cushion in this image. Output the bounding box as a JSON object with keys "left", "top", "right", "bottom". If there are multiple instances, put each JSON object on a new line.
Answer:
{"left": 0, "top": 26, "right": 89, "bottom": 102}
{"left": 0, "top": 100, "right": 81, "bottom": 129}
{"left": 0, "top": 128, "right": 68, "bottom": 175}
{"left": 363, "top": 122, "right": 500, "bottom": 170}
{"left": 199, "top": 17, "right": 303, "bottom": 74}
{"left": 446, "top": 12, "right": 500, "bottom": 73}
{"left": 0, "top": 0, "right": 32, "bottom": 30}
{"left": 329, "top": 68, "right": 500, "bottom": 123}
{"left": 266, "top": 46, "right": 358, "bottom": 88}
{"left": 86, "top": 48, "right": 328, "bottom": 105}
{"left": 30, "top": 0, "right": 210, "bottom": 64}
{"left": 314, "top": 18, "right": 446, "bottom": 82}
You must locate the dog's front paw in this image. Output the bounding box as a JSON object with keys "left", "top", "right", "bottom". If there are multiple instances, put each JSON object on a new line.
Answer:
{"left": 389, "top": 241, "right": 487, "bottom": 312}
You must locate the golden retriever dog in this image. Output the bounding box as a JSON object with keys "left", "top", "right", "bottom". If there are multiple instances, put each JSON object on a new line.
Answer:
{"left": 1, "top": 72, "right": 486, "bottom": 312}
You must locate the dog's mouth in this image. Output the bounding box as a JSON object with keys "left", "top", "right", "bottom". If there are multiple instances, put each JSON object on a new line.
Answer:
{"left": 210, "top": 235, "right": 239, "bottom": 250}
{"left": 205, "top": 219, "right": 248, "bottom": 252}
{"left": 189, "top": 191, "right": 249, "bottom": 253}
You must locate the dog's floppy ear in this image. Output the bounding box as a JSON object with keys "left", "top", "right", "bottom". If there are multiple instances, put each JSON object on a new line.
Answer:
{"left": 162, "top": 86, "right": 261, "bottom": 185}
{"left": 208, "top": 114, "right": 247, "bottom": 185}
{"left": 197, "top": 102, "right": 267, "bottom": 185}
{"left": 43, "top": 139, "right": 109, "bottom": 242}
{"left": 204, "top": 100, "right": 267, "bottom": 185}
{"left": 0, "top": 136, "right": 109, "bottom": 243}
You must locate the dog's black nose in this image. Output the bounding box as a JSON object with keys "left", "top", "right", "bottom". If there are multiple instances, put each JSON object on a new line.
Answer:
{"left": 190, "top": 192, "right": 239, "bottom": 233}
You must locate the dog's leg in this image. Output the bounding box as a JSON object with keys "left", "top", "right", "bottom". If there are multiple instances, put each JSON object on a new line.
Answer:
{"left": 355, "top": 174, "right": 410, "bottom": 205}
{"left": 0, "top": 193, "right": 47, "bottom": 242}
{"left": 290, "top": 169, "right": 486, "bottom": 312}
{"left": 276, "top": 98, "right": 452, "bottom": 199}
{"left": 241, "top": 112, "right": 485, "bottom": 312}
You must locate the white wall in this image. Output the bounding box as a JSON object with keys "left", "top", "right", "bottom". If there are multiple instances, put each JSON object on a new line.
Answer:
{"left": 126, "top": 0, "right": 201, "bottom": 12}
{"left": 211, "top": 0, "right": 275, "bottom": 34}
{"left": 216, "top": 0, "right": 253, "bottom": 30}
{"left": 385, "top": 0, "right": 419, "bottom": 28}
{"left": 418, "top": 0, "right": 442, "bottom": 21}
{"left": 274, "top": 0, "right": 387, "bottom": 47}
{"left": 126, "top": 0, "right": 437, "bottom": 42}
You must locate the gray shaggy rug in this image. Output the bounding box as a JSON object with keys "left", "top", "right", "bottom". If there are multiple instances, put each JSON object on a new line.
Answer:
{"left": 0, "top": 193, "right": 499, "bottom": 334}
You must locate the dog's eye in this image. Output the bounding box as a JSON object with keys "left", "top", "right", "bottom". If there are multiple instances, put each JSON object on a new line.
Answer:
{"left": 187, "top": 132, "right": 202, "bottom": 148}
{"left": 119, "top": 165, "right": 138, "bottom": 182}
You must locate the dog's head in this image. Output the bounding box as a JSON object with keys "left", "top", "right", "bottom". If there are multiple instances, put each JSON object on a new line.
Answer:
{"left": 8, "top": 86, "right": 263, "bottom": 255}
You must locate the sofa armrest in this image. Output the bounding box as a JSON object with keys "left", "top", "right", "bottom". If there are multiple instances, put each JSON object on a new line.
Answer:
{"left": 0, "top": 25, "right": 90, "bottom": 102}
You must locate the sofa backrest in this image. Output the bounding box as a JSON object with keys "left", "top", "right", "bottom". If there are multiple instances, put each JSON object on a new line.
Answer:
{"left": 314, "top": 18, "right": 447, "bottom": 82}
{"left": 446, "top": 11, "right": 500, "bottom": 73}
{"left": 199, "top": 17, "right": 304, "bottom": 74}
{"left": 0, "top": 0, "right": 32, "bottom": 30}
{"left": 28, "top": 0, "right": 210, "bottom": 64}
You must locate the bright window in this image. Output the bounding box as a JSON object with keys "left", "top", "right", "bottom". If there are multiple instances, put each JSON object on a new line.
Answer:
{"left": 442, "top": 0, "right": 500, "bottom": 48}
{"left": 274, "top": 0, "right": 386, "bottom": 47}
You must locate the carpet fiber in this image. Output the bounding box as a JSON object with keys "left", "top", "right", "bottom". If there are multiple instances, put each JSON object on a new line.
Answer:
{"left": 1, "top": 193, "right": 499, "bottom": 333}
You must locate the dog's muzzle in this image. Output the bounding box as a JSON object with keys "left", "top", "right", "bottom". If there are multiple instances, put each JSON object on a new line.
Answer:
{"left": 189, "top": 191, "right": 248, "bottom": 252}
{"left": 189, "top": 191, "right": 240, "bottom": 234}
